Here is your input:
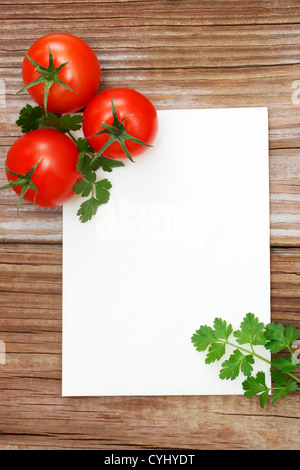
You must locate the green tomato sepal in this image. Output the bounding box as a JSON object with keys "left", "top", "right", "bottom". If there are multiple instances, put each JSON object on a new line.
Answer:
{"left": 17, "top": 45, "right": 76, "bottom": 113}
{"left": 0, "top": 159, "right": 43, "bottom": 215}
{"left": 88, "top": 97, "right": 152, "bottom": 164}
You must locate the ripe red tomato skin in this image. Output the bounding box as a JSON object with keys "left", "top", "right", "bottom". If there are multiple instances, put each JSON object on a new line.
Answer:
{"left": 6, "top": 129, "right": 81, "bottom": 208}
{"left": 22, "top": 33, "right": 101, "bottom": 114}
{"left": 82, "top": 88, "right": 159, "bottom": 160}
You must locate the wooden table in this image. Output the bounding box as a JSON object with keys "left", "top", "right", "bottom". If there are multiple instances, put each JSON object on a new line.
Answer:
{"left": 0, "top": 0, "right": 300, "bottom": 450}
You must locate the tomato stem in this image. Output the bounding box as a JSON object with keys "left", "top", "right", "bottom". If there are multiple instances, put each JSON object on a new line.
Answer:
{"left": 67, "top": 131, "right": 78, "bottom": 144}
{"left": 17, "top": 45, "right": 76, "bottom": 114}
{"left": 88, "top": 97, "right": 152, "bottom": 163}
{"left": 0, "top": 158, "right": 43, "bottom": 215}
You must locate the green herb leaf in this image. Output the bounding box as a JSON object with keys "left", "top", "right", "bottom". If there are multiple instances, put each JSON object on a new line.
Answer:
{"left": 270, "top": 369, "right": 298, "bottom": 405}
{"left": 242, "top": 371, "right": 270, "bottom": 409}
{"left": 271, "top": 368, "right": 290, "bottom": 387}
{"left": 84, "top": 171, "right": 97, "bottom": 184}
{"left": 264, "top": 323, "right": 300, "bottom": 353}
{"left": 213, "top": 317, "right": 233, "bottom": 341}
{"left": 77, "top": 197, "right": 101, "bottom": 224}
{"left": 76, "top": 137, "right": 95, "bottom": 154}
{"left": 91, "top": 156, "right": 125, "bottom": 173}
{"left": 205, "top": 342, "right": 226, "bottom": 364}
{"left": 74, "top": 178, "right": 112, "bottom": 223}
{"left": 271, "top": 356, "right": 297, "bottom": 373}
{"left": 271, "top": 381, "right": 298, "bottom": 405}
{"left": 191, "top": 325, "right": 216, "bottom": 352}
{"left": 259, "top": 391, "right": 270, "bottom": 409}
{"left": 74, "top": 138, "right": 96, "bottom": 175}
{"left": 59, "top": 114, "right": 83, "bottom": 132}
{"left": 39, "top": 112, "right": 60, "bottom": 129}
{"left": 234, "top": 312, "right": 266, "bottom": 346}
{"left": 76, "top": 151, "right": 91, "bottom": 175}
{"left": 73, "top": 179, "right": 93, "bottom": 198}
{"left": 95, "top": 179, "right": 112, "bottom": 204}
{"left": 16, "top": 104, "right": 44, "bottom": 133}
{"left": 219, "top": 349, "right": 255, "bottom": 380}
{"left": 40, "top": 112, "right": 83, "bottom": 133}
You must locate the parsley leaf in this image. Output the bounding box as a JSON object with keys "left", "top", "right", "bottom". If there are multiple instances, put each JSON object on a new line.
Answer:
{"left": 242, "top": 372, "right": 270, "bottom": 408}
{"left": 16, "top": 104, "right": 44, "bottom": 133}
{"left": 73, "top": 171, "right": 98, "bottom": 199}
{"left": 76, "top": 137, "right": 95, "bottom": 155}
{"left": 84, "top": 171, "right": 97, "bottom": 184}
{"left": 73, "top": 179, "right": 93, "bottom": 198}
{"left": 76, "top": 151, "right": 92, "bottom": 175}
{"left": 40, "top": 112, "right": 83, "bottom": 133}
{"left": 271, "top": 356, "right": 297, "bottom": 373}
{"left": 16, "top": 106, "right": 84, "bottom": 136}
{"left": 90, "top": 156, "right": 125, "bottom": 172}
{"left": 59, "top": 114, "right": 83, "bottom": 132}
{"left": 74, "top": 176, "right": 112, "bottom": 223}
{"left": 205, "top": 342, "right": 226, "bottom": 364}
{"left": 39, "top": 113, "right": 60, "bottom": 129}
{"left": 264, "top": 323, "right": 300, "bottom": 353}
{"left": 74, "top": 138, "right": 96, "bottom": 175}
{"left": 77, "top": 197, "right": 101, "bottom": 224}
{"left": 271, "top": 369, "right": 298, "bottom": 405}
{"left": 220, "top": 349, "right": 254, "bottom": 380}
{"left": 213, "top": 318, "right": 233, "bottom": 341}
{"left": 95, "top": 179, "right": 112, "bottom": 204}
{"left": 271, "top": 381, "right": 298, "bottom": 405}
{"left": 234, "top": 312, "right": 266, "bottom": 346}
{"left": 191, "top": 325, "right": 216, "bottom": 352}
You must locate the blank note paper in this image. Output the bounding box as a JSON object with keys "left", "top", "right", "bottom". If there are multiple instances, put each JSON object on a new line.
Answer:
{"left": 62, "top": 107, "right": 270, "bottom": 396}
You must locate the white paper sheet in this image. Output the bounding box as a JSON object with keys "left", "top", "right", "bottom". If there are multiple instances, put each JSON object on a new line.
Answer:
{"left": 62, "top": 107, "right": 270, "bottom": 396}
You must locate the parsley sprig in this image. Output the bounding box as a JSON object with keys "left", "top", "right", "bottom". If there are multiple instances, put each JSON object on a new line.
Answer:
{"left": 72, "top": 137, "right": 124, "bottom": 223}
{"left": 192, "top": 313, "right": 300, "bottom": 408}
{"left": 16, "top": 104, "right": 83, "bottom": 134}
{"left": 15, "top": 104, "right": 125, "bottom": 223}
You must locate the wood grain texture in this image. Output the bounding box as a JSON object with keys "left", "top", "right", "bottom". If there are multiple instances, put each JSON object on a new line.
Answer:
{"left": 0, "top": 0, "right": 299, "bottom": 451}
{"left": 0, "top": 243, "right": 299, "bottom": 451}
{"left": 0, "top": 1, "right": 299, "bottom": 25}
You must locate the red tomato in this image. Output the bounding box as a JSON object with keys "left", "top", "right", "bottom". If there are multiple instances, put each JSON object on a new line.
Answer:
{"left": 82, "top": 88, "right": 158, "bottom": 160}
{"left": 22, "top": 33, "right": 101, "bottom": 114}
{"left": 5, "top": 129, "right": 81, "bottom": 208}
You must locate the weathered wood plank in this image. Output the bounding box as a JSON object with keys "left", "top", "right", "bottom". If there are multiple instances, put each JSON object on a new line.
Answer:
{"left": 1, "top": 23, "right": 300, "bottom": 69}
{"left": 0, "top": 393, "right": 299, "bottom": 450}
{"left": 0, "top": 0, "right": 299, "bottom": 26}
{"left": 0, "top": 243, "right": 299, "bottom": 450}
